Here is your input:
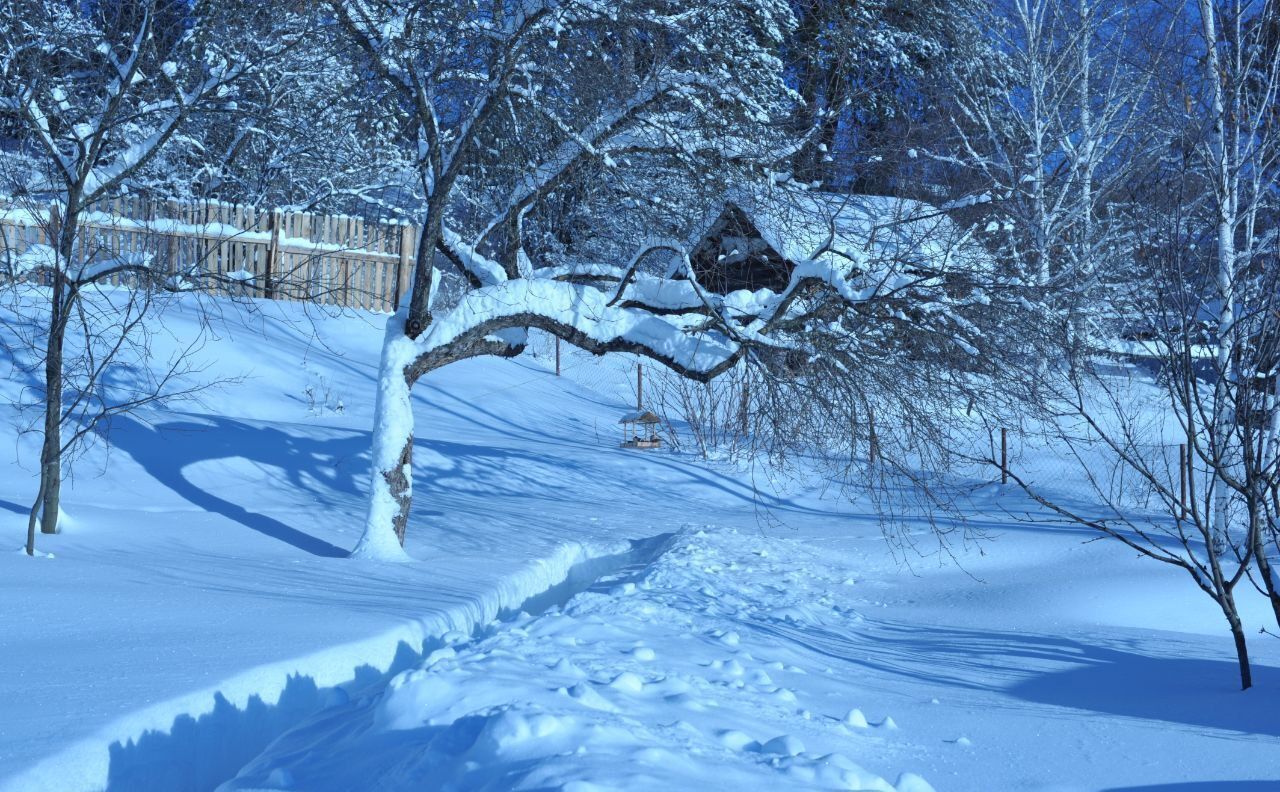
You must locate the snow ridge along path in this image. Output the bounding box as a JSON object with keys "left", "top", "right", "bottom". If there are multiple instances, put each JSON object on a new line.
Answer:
{"left": 221, "top": 527, "right": 927, "bottom": 792}
{"left": 2, "top": 535, "right": 663, "bottom": 792}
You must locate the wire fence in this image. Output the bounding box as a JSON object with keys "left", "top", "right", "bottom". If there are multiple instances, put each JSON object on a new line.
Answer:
{"left": 996, "top": 432, "right": 1213, "bottom": 516}
{"left": 524, "top": 330, "right": 642, "bottom": 407}
{"left": 520, "top": 335, "right": 1220, "bottom": 523}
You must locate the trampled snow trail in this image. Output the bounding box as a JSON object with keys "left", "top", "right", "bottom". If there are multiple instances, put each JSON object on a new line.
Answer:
{"left": 219, "top": 527, "right": 928, "bottom": 792}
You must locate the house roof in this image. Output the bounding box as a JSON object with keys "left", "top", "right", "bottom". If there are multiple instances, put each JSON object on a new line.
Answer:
{"left": 619, "top": 410, "right": 662, "bottom": 425}
{"left": 688, "top": 188, "right": 991, "bottom": 279}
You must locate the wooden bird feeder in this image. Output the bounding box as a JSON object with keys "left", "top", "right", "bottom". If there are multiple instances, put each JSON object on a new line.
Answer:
{"left": 619, "top": 410, "right": 662, "bottom": 449}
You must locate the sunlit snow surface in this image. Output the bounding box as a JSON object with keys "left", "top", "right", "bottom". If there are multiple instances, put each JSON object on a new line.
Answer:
{"left": 0, "top": 291, "right": 1277, "bottom": 791}
{"left": 226, "top": 528, "right": 914, "bottom": 792}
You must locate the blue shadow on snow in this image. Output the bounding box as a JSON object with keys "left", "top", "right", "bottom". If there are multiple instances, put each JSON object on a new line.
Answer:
{"left": 727, "top": 613, "right": 1280, "bottom": 739}
{"left": 98, "top": 536, "right": 665, "bottom": 791}
{"left": 101, "top": 414, "right": 356, "bottom": 558}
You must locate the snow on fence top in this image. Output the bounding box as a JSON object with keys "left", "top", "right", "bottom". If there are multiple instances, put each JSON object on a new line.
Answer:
{"left": 0, "top": 195, "right": 416, "bottom": 313}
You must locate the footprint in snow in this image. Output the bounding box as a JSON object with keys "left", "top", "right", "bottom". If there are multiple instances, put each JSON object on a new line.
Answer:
{"left": 716, "top": 729, "right": 757, "bottom": 751}
{"left": 560, "top": 683, "right": 618, "bottom": 712}
{"left": 760, "top": 734, "right": 805, "bottom": 757}
{"left": 895, "top": 771, "right": 938, "bottom": 792}
{"left": 707, "top": 658, "right": 745, "bottom": 677}
{"left": 768, "top": 687, "right": 798, "bottom": 704}
{"left": 607, "top": 671, "right": 646, "bottom": 694}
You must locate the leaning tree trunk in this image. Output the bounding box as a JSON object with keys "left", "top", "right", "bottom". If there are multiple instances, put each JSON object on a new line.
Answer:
{"left": 1251, "top": 509, "right": 1280, "bottom": 632}
{"left": 350, "top": 316, "right": 419, "bottom": 561}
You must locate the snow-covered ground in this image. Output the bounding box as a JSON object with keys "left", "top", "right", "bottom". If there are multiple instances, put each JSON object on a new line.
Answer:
{"left": 1, "top": 294, "right": 1277, "bottom": 791}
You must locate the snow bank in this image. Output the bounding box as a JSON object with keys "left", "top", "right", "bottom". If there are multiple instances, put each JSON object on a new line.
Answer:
{"left": 1, "top": 537, "right": 629, "bottom": 792}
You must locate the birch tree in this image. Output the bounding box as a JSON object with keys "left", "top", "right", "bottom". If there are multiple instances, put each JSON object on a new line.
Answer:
{"left": 1189, "top": 0, "right": 1280, "bottom": 634}
{"left": 1000, "top": 0, "right": 1280, "bottom": 689}
{"left": 947, "top": 0, "right": 1164, "bottom": 295}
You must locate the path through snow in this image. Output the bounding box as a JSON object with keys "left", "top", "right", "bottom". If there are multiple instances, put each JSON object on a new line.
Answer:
{"left": 222, "top": 527, "right": 930, "bottom": 792}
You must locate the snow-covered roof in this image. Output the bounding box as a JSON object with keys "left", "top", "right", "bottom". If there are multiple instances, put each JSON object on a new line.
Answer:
{"left": 619, "top": 410, "right": 662, "bottom": 424}
{"left": 689, "top": 189, "right": 990, "bottom": 278}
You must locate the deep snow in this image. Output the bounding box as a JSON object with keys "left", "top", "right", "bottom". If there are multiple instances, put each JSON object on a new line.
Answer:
{"left": 1, "top": 293, "right": 1277, "bottom": 791}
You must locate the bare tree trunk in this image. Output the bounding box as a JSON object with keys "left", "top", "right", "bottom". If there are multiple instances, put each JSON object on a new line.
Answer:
{"left": 25, "top": 476, "right": 45, "bottom": 556}
{"left": 1076, "top": 0, "right": 1094, "bottom": 280}
{"left": 1219, "top": 590, "right": 1252, "bottom": 690}
{"left": 404, "top": 211, "right": 439, "bottom": 339}
{"left": 1251, "top": 515, "right": 1280, "bottom": 630}
{"left": 381, "top": 414, "right": 414, "bottom": 548}
{"left": 39, "top": 266, "right": 68, "bottom": 536}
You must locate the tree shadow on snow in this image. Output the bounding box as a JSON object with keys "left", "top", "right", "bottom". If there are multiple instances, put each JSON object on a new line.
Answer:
{"left": 733, "top": 614, "right": 1280, "bottom": 738}
{"left": 1008, "top": 649, "right": 1280, "bottom": 737}
{"left": 101, "top": 414, "right": 355, "bottom": 558}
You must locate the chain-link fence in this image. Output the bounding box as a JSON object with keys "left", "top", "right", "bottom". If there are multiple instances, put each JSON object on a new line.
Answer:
{"left": 996, "top": 431, "right": 1212, "bottom": 516}
{"left": 518, "top": 337, "right": 1226, "bottom": 521}
{"left": 523, "top": 330, "right": 643, "bottom": 407}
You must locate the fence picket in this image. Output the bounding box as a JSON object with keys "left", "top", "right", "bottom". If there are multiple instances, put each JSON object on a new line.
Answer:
{"left": 0, "top": 195, "right": 403, "bottom": 312}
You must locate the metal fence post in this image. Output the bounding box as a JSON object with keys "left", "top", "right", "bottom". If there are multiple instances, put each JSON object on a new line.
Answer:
{"left": 1179, "top": 443, "right": 1187, "bottom": 517}
{"left": 1001, "top": 427, "right": 1008, "bottom": 484}
{"left": 868, "top": 405, "right": 879, "bottom": 464}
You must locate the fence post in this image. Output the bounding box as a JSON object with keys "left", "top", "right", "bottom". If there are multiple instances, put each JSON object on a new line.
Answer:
{"left": 868, "top": 405, "right": 879, "bottom": 464}
{"left": 46, "top": 201, "right": 61, "bottom": 250}
{"left": 339, "top": 215, "right": 353, "bottom": 307}
{"left": 205, "top": 200, "right": 221, "bottom": 296}
{"left": 1179, "top": 443, "right": 1187, "bottom": 518}
{"left": 46, "top": 203, "right": 62, "bottom": 285}
{"left": 1001, "top": 427, "right": 1008, "bottom": 485}
{"left": 393, "top": 222, "right": 414, "bottom": 311}
{"left": 555, "top": 337, "right": 561, "bottom": 376}
{"left": 265, "top": 209, "right": 281, "bottom": 300}
{"left": 164, "top": 199, "right": 180, "bottom": 276}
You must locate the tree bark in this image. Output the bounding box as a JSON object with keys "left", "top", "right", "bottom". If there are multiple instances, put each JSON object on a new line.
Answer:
{"left": 1220, "top": 592, "right": 1252, "bottom": 690}
{"left": 25, "top": 475, "right": 45, "bottom": 556}
{"left": 39, "top": 229, "right": 71, "bottom": 536}
{"left": 1253, "top": 527, "right": 1280, "bottom": 631}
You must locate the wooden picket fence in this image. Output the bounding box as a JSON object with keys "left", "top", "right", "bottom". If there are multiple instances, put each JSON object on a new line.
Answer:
{"left": 0, "top": 195, "right": 415, "bottom": 312}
